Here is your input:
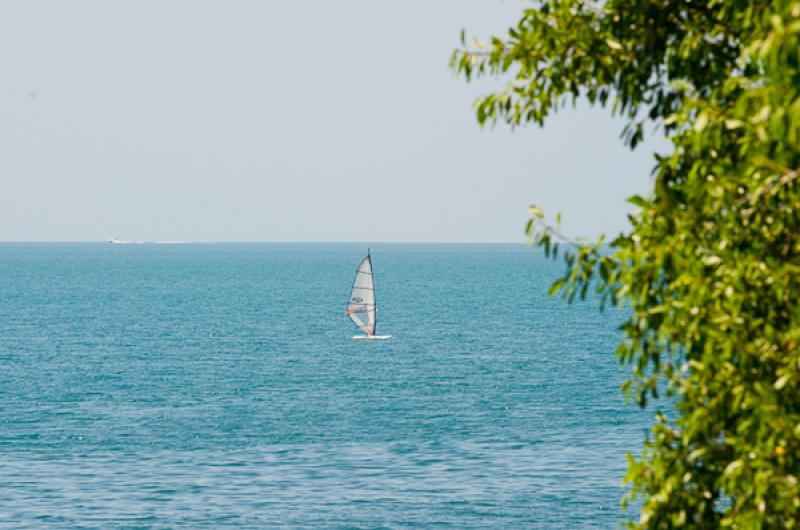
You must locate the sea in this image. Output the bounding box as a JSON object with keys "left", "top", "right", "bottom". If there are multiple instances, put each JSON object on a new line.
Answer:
{"left": 0, "top": 243, "right": 651, "bottom": 528}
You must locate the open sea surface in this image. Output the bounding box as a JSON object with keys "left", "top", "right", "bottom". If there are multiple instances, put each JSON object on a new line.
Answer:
{"left": 0, "top": 243, "right": 650, "bottom": 528}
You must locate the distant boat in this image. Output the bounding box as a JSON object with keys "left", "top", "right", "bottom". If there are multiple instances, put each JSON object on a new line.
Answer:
{"left": 108, "top": 238, "right": 145, "bottom": 244}
{"left": 346, "top": 250, "right": 391, "bottom": 340}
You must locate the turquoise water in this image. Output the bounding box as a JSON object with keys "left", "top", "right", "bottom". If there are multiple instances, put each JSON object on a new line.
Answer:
{"left": 0, "top": 243, "right": 648, "bottom": 528}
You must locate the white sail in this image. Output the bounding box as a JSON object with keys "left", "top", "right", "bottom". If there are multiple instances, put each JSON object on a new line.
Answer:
{"left": 347, "top": 254, "right": 376, "bottom": 336}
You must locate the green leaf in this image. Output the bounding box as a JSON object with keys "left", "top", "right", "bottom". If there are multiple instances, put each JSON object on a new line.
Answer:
{"left": 626, "top": 195, "right": 650, "bottom": 208}
{"left": 548, "top": 277, "right": 566, "bottom": 296}
{"left": 528, "top": 205, "right": 544, "bottom": 218}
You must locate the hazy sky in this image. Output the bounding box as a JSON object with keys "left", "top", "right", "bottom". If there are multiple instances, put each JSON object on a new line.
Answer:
{"left": 0, "top": 1, "right": 663, "bottom": 242}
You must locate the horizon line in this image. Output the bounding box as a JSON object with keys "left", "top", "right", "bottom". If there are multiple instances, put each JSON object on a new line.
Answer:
{"left": 0, "top": 240, "right": 528, "bottom": 245}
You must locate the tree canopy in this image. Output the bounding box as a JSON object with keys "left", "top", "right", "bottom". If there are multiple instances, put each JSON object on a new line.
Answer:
{"left": 452, "top": 1, "right": 800, "bottom": 527}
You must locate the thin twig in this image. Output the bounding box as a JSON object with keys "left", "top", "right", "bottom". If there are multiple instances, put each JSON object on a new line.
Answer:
{"left": 739, "top": 165, "right": 800, "bottom": 217}
{"left": 531, "top": 218, "right": 599, "bottom": 254}
{"left": 749, "top": 166, "right": 800, "bottom": 202}
{"left": 454, "top": 48, "right": 508, "bottom": 57}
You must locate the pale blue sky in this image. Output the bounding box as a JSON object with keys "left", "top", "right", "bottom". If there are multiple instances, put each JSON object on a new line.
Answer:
{"left": 0, "top": 1, "right": 661, "bottom": 242}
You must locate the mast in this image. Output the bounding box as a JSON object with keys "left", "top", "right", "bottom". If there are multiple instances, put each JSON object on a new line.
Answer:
{"left": 370, "top": 252, "right": 377, "bottom": 335}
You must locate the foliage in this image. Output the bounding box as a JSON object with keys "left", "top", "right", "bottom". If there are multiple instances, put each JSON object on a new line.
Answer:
{"left": 452, "top": 1, "right": 800, "bottom": 527}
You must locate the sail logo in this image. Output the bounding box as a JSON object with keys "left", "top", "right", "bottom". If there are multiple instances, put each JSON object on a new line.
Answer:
{"left": 351, "top": 296, "right": 364, "bottom": 303}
